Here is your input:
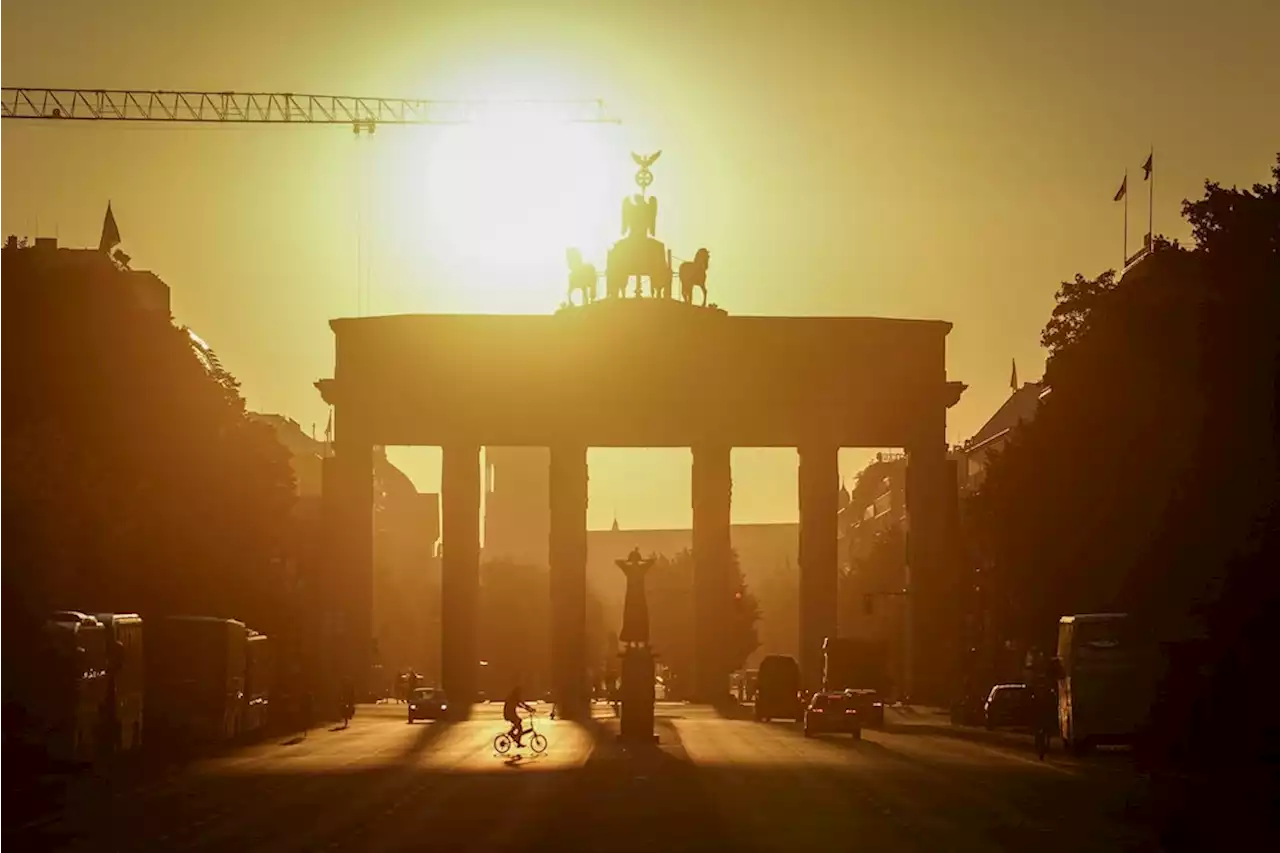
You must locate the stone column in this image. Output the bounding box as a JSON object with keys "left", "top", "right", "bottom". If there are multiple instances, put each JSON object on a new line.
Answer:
{"left": 441, "top": 444, "right": 481, "bottom": 711}
{"left": 798, "top": 445, "right": 839, "bottom": 692}
{"left": 549, "top": 445, "right": 588, "bottom": 719}
{"left": 322, "top": 433, "right": 374, "bottom": 703}
{"left": 905, "top": 436, "right": 961, "bottom": 705}
{"left": 692, "top": 444, "right": 733, "bottom": 702}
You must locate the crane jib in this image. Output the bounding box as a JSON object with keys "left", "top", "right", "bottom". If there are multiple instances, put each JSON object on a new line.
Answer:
{"left": 1, "top": 88, "right": 620, "bottom": 125}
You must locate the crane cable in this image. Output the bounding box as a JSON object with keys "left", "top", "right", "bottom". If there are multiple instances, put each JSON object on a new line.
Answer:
{"left": 353, "top": 125, "right": 375, "bottom": 316}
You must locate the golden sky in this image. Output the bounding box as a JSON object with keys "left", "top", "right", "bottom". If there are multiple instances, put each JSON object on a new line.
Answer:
{"left": 4, "top": 0, "right": 1278, "bottom": 531}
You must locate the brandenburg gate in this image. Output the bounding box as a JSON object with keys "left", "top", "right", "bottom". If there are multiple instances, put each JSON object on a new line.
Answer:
{"left": 316, "top": 153, "right": 965, "bottom": 716}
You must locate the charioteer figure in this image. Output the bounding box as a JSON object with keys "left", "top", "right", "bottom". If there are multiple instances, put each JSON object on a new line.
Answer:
{"left": 606, "top": 152, "right": 673, "bottom": 300}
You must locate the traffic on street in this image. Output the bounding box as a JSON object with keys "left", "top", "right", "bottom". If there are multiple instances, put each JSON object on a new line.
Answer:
{"left": 9, "top": 701, "right": 1151, "bottom": 852}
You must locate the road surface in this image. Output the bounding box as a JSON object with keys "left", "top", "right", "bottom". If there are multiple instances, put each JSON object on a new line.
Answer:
{"left": 9, "top": 703, "right": 1157, "bottom": 851}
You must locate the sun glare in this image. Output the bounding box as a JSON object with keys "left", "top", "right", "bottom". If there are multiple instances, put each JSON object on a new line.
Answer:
{"left": 390, "top": 109, "right": 622, "bottom": 313}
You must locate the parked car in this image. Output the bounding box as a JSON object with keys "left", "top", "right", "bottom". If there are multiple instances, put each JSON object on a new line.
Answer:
{"left": 842, "top": 688, "right": 885, "bottom": 728}
{"left": 407, "top": 688, "right": 448, "bottom": 722}
{"left": 983, "top": 683, "right": 1033, "bottom": 729}
{"left": 804, "top": 692, "right": 862, "bottom": 739}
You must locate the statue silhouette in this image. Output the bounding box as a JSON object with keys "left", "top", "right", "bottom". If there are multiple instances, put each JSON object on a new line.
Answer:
{"left": 679, "top": 248, "right": 710, "bottom": 305}
{"left": 606, "top": 151, "right": 673, "bottom": 300}
{"left": 565, "top": 248, "right": 598, "bottom": 306}
{"left": 617, "top": 547, "right": 656, "bottom": 645}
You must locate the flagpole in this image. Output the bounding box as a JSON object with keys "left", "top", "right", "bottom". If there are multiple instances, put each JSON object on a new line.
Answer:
{"left": 1123, "top": 168, "right": 1128, "bottom": 268}
{"left": 1148, "top": 147, "right": 1154, "bottom": 247}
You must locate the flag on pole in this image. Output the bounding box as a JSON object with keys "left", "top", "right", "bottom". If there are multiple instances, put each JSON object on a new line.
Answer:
{"left": 1010, "top": 359, "right": 1018, "bottom": 392}
{"left": 1144, "top": 148, "right": 1155, "bottom": 250}
{"left": 99, "top": 202, "right": 121, "bottom": 253}
{"left": 324, "top": 408, "right": 333, "bottom": 446}
{"left": 1113, "top": 176, "right": 1127, "bottom": 202}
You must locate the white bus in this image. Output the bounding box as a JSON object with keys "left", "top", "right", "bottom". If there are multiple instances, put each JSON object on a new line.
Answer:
{"left": 96, "top": 613, "right": 145, "bottom": 752}
{"left": 146, "top": 617, "right": 247, "bottom": 743}
{"left": 1056, "top": 613, "right": 1156, "bottom": 754}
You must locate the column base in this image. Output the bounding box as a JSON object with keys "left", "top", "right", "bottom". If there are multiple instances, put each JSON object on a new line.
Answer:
{"left": 616, "top": 734, "right": 662, "bottom": 744}
{"left": 553, "top": 696, "right": 592, "bottom": 723}
{"left": 618, "top": 647, "right": 656, "bottom": 743}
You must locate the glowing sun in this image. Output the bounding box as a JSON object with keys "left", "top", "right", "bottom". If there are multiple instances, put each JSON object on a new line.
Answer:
{"left": 401, "top": 111, "right": 622, "bottom": 312}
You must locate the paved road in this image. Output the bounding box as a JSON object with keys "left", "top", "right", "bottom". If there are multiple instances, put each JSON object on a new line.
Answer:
{"left": 10, "top": 703, "right": 1158, "bottom": 852}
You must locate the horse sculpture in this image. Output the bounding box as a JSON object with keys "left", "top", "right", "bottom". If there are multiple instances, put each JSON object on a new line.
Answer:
{"left": 679, "top": 248, "right": 710, "bottom": 306}
{"left": 652, "top": 249, "right": 674, "bottom": 299}
{"left": 566, "top": 248, "right": 598, "bottom": 306}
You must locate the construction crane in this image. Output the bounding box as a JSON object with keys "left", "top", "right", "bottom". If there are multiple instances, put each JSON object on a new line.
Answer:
{"left": 4, "top": 87, "right": 622, "bottom": 315}
{"left": 1, "top": 87, "right": 619, "bottom": 130}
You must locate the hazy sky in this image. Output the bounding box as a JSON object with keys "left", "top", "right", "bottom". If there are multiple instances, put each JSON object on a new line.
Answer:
{"left": 5, "top": 0, "right": 1277, "bottom": 530}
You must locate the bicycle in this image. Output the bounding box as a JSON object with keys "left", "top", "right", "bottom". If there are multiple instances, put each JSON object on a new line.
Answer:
{"left": 493, "top": 710, "right": 548, "bottom": 755}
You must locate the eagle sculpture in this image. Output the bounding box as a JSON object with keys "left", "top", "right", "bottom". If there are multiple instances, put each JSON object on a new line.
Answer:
{"left": 631, "top": 150, "right": 662, "bottom": 169}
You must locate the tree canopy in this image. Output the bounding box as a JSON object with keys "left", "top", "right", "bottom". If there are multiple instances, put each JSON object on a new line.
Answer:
{"left": 968, "top": 156, "right": 1278, "bottom": 804}
{"left": 647, "top": 548, "right": 761, "bottom": 698}
{"left": 971, "top": 156, "right": 1278, "bottom": 647}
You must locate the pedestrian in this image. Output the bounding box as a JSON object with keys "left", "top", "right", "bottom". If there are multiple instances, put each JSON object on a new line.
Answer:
{"left": 1034, "top": 655, "right": 1062, "bottom": 759}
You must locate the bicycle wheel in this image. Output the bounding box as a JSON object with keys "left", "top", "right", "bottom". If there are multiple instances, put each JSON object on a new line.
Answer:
{"left": 530, "top": 732, "right": 548, "bottom": 754}
{"left": 493, "top": 732, "right": 512, "bottom": 754}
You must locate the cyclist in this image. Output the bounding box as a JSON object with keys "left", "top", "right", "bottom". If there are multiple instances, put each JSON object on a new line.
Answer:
{"left": 503, "top": 684, "right": 536, "bottom": 747}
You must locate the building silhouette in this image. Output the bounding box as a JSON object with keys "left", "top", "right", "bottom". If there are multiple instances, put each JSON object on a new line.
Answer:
{"left": 957, "top": 380, "right": 1049, "bottom": 493}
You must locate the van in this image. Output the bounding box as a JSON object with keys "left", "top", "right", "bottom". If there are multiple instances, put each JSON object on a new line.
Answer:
{"left": 753, "top": 655, "right": 802, "bottom": 722}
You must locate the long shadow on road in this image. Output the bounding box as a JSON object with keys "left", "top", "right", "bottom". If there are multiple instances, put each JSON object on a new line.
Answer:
{"left": 880, "top": 718, "right": 1136, "bottom": 774}
{"left": 6, "top": 717, "right": 461, "bottom": 853}
{"left": 7, "top": 712, "right": 1162, "bottom": 853}
{"left": 523, "top": 717, "right": 731, "bottom": 853}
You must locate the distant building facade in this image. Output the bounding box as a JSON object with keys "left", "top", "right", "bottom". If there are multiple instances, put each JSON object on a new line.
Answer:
{"left": 956, "top": 380, "right": 1050, "bottom": 493}
{"left": 253, "top": 414, "right": 442, "bottom": 681}
{"left": 952, "top": 376, "right": 1050, "bottom": 687}
{"left": 482, "top": 447, "right": 549, "bottom": 566}
{"left": 836, "top": 453, "right": 909, "bottom": 694}
{"left": 480, "top": 447, "right": 800, "bottom": 635}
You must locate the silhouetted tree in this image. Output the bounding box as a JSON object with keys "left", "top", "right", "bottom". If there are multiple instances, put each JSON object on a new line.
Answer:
{"left": 755, "top": 561, "right": 799, "bottom": 662}
{"left": 647, "top": 553, "right": 694, "bottom": 694}
{"left": 647, "top": 548, "right": 760, "bottom": 695}
{"left": 969, "top": 155, "right": 1279, "bottom": 839}
{"left": 972, "top": 155, "right": 1278, "bottom": 647}
{"left": 728, "top": 559, "right": 763, "bottom": 671}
